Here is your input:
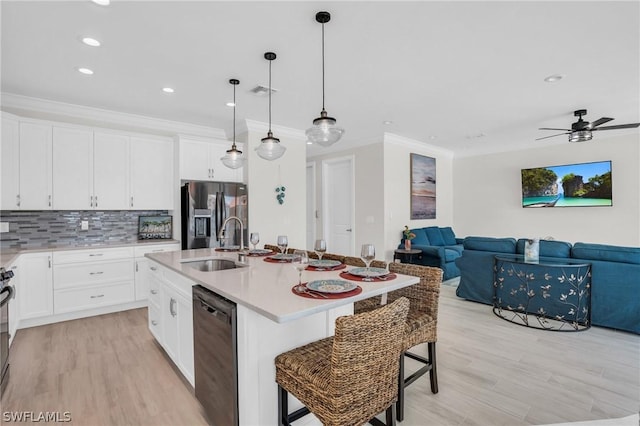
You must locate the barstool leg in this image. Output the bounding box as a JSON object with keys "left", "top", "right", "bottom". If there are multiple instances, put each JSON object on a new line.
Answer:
{"left": 278, "top": 384, "right": 289, "bottom": 426}
{"left": 428, "top": 342, "right": 438, "bottom": 394}
{"left": 396, "top": 353, "right": 405, "bottom": 422}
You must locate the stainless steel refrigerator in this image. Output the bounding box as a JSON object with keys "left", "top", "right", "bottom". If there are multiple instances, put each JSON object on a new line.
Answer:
{"left": 181, "top": 181, "right": 248, "bottom": 250}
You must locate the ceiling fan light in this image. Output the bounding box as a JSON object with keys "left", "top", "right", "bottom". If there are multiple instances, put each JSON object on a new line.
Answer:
{"left": 256, "top": 132, "right": 286, "bottom": 160}
{"left": 569, "top": 130, "right": 592, "bottom": 143}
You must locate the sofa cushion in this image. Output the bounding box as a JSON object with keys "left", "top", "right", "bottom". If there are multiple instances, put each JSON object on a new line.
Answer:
{"left": 440, "top": 227, "right": 457, "bottom": 245}
{"left": 463, "top": 236, "right": 516, "bottom": 253}
{"left": 572, "top": 242, "right": 640, "bottom": 265}
{"left": 424, "top": 227, "right": 445, "bottom": 246}
{"left": 444, "top": 248, "right": 462, "bottom": 262}
{"left": 516, "top": 239, "right": 572, "bottom": 258}
{"left": 445, "top": 244, "right": 464, "bottom": 255}
{"left": 410, "top": 228, "right": 430, "bottom": 246}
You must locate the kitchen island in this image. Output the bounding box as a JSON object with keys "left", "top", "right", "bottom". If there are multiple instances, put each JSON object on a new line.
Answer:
{"left": 146, "top": 248, "right": 420, "bottom": 425}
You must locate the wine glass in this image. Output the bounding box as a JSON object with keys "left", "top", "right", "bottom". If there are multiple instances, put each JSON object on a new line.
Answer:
{"left": 314, "top": 239, "right": 327, "bottom": 261}
{"left": 250, "top": 232, "right": 260, "bottom": 250}
{"left": 292, "top": 250, "right": 309, "bottom": 289}
{"left": 277, "top": 235, "right": 288, "bottom": 256}
{"left": 360, "top": 244, "right": 376, "bottom": 281}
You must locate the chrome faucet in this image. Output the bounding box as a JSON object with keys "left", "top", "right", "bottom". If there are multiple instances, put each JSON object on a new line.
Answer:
{"left": 217, "top": 216, "right": 245, "bottom": 251}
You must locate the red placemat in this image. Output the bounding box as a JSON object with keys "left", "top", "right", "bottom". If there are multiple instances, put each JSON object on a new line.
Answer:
{"left": 263, "top": 256, "right": 294, "bottom": 263}
{"left": 247, "top": 250, "right": 275, "bottom": 257}
{"left": 306, "top": 264, "right": 347, "bottom": 271}
{"left": 339, "top": 271, "right": 397, "bottom": 282}
{"left": 291, "top": 283, "right": 362, "bottom": 299}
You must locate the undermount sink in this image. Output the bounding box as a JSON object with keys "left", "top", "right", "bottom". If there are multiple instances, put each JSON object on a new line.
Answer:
{"left": 183, "top": 259, "right": 245, "bottom": 272}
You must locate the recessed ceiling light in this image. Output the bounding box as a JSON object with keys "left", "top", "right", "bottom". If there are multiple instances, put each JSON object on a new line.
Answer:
{"left": 429, "top": 135, "right": 437, "bottom": 140}
{"left": 162, "top": 87, "right": 175, "bottom": 93}
{"left": 82, "top": 37, "right": 101, "bottom": 47}
{"left": 91, "top": 0, "right": 110, "bottom": 6}
{"left": 226, "top": 102, "right": 235, "bottom": 107}
{"left": 383, "top": 120, "right": 393, "bottom": 125}
{"left": 77, "top": 67, "right": 94, "bottom": 75}
{"left": 306, "top": 141, "right": 313, "bottom": 145}
{"left": 544, "top": 74, "right": 565, "bottom": 83}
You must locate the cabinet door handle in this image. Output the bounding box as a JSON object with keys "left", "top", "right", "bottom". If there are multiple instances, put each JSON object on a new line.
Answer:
{"left": 16, "top": 194, "right": 20, "bottom": 207}
{"left": 130, "top": 196, "right": 134, "bottom": 207}
{"left": 169, "top": 298, "right": 177, "bottom": 317}
{"left": 89, "top": 253, "right": 103, "bottom": 257}
{"left": 94, "top": 195, "right": 98, "bottom": 208}
{"left": 150, "top": 289, "right": 158, "bottom": 295}
{"left": 48, "top": 256, "right": 52, "bottom": 268}
{"left": 90, "top": 294, "right": 105, "bottom": 299}
{"left": 90, "top": 195, "right": 94, "bottom": 207}
{"left": 89, "top": 271, "right": 104, "bottom": 275}
{"left": 135, "top": 262, "right": 139, "bottom": 272}
{"left": 48, "top": 195, "right": 52, "bottom": 207}
{"left": 152, "top": 249, "right": 163, "bottom": 252}
{"left": 151, "top": 320, "right": 158, "bottom": 326}
{"left": 149, "top": 266, "right": 157, "bottom": 271}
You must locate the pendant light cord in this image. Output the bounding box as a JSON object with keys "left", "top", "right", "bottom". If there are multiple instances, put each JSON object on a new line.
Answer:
{"left": 321, "top": 21, "right": 326, "bottom": 111}
{"left": 232, "top": 82, "right": 237, "bottom": 148}
{"left": 268, "top": 59, "right": 272, "bottom": 133}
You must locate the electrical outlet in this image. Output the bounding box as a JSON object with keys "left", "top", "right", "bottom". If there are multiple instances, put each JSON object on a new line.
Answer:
{"left": 81, "top": 220, "right": 89, "bottom": 231}
{"left": 0, "top": 222, "right": 9, "bottom": 233}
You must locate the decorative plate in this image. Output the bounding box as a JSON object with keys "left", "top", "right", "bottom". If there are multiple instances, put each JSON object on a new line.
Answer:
{"left": 269, "top": 253, "right": 297, "bottom": 260}
{"left": 307, "top": 280, "right": 358, "bottom": 294}
{"left": 309, "top": 259, "right": 342, "bottom": 268}
{"left": 249, "top": 249, "right": 272, "bottom": 255}
{"left": 348, "top": 267, "right": 388, "bottom": 278}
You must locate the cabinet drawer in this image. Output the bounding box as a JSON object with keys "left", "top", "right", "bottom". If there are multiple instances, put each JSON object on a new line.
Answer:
{"left": 54, "top": 282, "right": 134, "bottom": 314}
{"left": 54, "top": 247, "right": 134, "bottom": 264}
{"left": 134, "top": 243, "right": 179, "bottom": 258}
{"left": 53, "top": 259, "right": 134, "bottom": 289}
{"left": 148, "top": 303, "right": 161, "bottom": 341}
{"left": 148, "top": 275, "right": 162, "bottom": 306}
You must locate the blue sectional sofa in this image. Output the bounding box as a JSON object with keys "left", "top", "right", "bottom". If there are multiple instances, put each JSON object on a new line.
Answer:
{"left": 455, "top": 236, "right": 640, "bottom": 334}
{"left": 399, "top": 226, "right": 463, "bottom": 280}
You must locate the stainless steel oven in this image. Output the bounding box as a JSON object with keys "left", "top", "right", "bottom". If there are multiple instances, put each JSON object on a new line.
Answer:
{"left": 0, "top": 267, "right": 15, "bottom": 398}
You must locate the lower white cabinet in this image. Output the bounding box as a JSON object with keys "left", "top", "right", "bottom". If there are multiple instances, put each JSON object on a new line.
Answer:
{"left": 18, "top": 252, "right": 53, "bottom": 320}
{"left": 134, "top": 243, "right": 180, "bottom": 302}
{"left": 6, "top": 263, "right": 19, "bottom": 346}
{"left": 147, "top": 260, "right": 194, "bottom": 386}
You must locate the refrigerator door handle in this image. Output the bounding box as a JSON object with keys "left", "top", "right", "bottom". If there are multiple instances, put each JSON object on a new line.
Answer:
{"left": 214, "top": 192, "right": 221, "bottom": 242}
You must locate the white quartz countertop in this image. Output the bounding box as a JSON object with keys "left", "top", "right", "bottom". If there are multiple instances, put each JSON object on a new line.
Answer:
{"left": 146, "top": 248, "right": 420, "bottom": 324}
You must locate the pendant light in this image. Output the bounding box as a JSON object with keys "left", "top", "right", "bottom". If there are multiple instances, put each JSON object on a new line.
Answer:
{"left": 221, "top": 79, "right": 245, "bottom": 169}
{"left": 255, "top": 52, "right": 286, "bottom": 161}
{"left": 306, "top": 11, "right": 344, "bottom": 147}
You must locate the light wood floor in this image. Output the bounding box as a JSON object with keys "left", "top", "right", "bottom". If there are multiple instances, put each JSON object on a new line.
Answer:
{"left": 2, "top": 284, "right": 639, "bottom": 426}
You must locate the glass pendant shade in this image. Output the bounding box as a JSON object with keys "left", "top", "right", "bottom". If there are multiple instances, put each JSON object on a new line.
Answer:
{"left": 221, "top": 78, "right": 245, "bottom": 169}
{"left": 256, "top": 131, "right": 286, "bottom": 160}
{"left": 306, "top": 110, "right": 345, "bottom": 147}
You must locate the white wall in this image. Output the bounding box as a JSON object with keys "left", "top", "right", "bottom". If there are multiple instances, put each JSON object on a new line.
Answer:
{"left": 453, "top": 133, "right": 640, "bottom": 246}
{"left": 244, "top": 120, "right": 307, "bottom": 250}
{"left": 383, "top": 133, "right": 455, "bottom": 261}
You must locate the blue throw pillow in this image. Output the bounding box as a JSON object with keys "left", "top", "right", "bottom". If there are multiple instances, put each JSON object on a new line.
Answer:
{"left": 425, "top": 227, "right": 445, "bottom": 246}
{"left": 440, "top": 227, "right": 457, "bottom": 245}
{"left": 410, "top": 228, "right": 429, "bottom": 245}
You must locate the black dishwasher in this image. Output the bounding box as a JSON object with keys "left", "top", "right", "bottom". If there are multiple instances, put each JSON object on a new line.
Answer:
{"left": 192, "top": 285, "right": 238, "bottom": 426}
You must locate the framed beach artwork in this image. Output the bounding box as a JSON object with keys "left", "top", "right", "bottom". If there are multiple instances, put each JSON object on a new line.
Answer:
{"left": 410, "top": 153, "right": 436, "bottom": 219}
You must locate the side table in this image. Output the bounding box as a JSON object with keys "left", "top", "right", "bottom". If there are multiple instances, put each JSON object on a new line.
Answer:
{"left": 394, "top": 249, "right": 422, "bottom": 264}
{"left": 493, "top": 255, "right": 591, "bottom": 331}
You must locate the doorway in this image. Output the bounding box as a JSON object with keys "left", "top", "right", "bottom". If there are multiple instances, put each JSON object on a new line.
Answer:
{"left": 322, "top": 156, "right": 355, "bottom": 256}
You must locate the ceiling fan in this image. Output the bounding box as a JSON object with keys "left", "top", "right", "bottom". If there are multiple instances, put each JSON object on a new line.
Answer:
{"left": 537, "top": 109, "right": 640, "bottom": 142}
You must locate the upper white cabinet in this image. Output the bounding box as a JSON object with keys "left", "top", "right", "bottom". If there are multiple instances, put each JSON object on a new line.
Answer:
{"left": 18, "top": 122, "right": 53, "bottom": 210}
{"left": 93, "top": 132, "right": 130, "bottom": 210}
{"left": 179, "top": 137, "right": 242, "bottom": 182}
{"left": 52, "top": 127, "right": 93, "bottom": 210}
{"left": 1, "top": 115, "right": 20, "bottom": 210}
{"left": 130, "top": 136, "right": 174, "bottom": 210}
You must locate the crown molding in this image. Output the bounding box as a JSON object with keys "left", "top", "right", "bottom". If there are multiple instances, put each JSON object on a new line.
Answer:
{"left": 243, "top": 119, "right": 306, "bottom": 141}
{"left": 384, "top": 132, "right": 455, "bottom": 158}
{"left": 0, "top": 92, "right": 226, "bottom": 139}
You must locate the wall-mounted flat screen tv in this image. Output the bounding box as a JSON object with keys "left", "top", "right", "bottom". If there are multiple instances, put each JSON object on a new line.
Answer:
{"left": 521, "top": 160, "right": 612, "bottom": 208}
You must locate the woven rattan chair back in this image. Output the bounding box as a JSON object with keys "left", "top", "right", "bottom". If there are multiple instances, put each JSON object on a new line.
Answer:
{"left": 275, "top": 297, "right": 410, "bottom": 426}
{"left": 308, "top": 252, "right": 346, "bottom": 263}
{"left": 343, "top": 256, "right": 365, "bottom": 267}
{"left": 263, "top": 244, "right": 280, "bottom": 253}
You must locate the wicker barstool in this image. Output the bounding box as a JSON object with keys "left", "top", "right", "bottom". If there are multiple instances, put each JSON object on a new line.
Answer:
{"left": 354, "top": 263, "right": 443, "bottom": 421}
{"left": 264, "top": 244, "right": 280, "bottom": 253}
{"left": 275, "top": 297, "right": 410, "bottom": 426}
{"left": 309, "top": 252, "right": 346, "bottom": 263}
{"left": 343, "top": 256, "right": 365, "bottom": 267}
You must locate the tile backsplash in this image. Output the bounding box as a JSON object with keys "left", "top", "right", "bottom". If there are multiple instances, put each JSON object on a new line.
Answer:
{"left": 0, "top": 210, "right": 170, "bottom": 250}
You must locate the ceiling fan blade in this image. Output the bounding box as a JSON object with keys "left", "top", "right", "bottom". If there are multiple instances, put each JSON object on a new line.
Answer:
{"left": 535, "top": 133, "right": 569, "bottom": 141}
{"left": 589, "top": 117, "right": 614, "bottom": 128}
{"left": 539, "top": 127, "right": 571, "bottom": 131}
{"left": 593, "top": 123, "right": 640, "bottom": 131}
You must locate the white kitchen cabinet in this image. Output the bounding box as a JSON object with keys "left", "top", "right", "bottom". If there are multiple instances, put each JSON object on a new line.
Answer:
{"left": 130, "top": 136, "right": 174, "bottom": 210}
{"left": 18, "top": 122, "right": 52, "bottom": 210}
{"left": 179, "top": 137, "right": 242, "bottom": 182}
{"left": 52, "top": 126, "right": 93, "bottom": 210}
{"left": 134, "top": 243, "right": 180, "bottom": 301}
{"left": 147, "top": 260, "right": 195, "bottom": 386}
{"left": 1, "top": 115, "right": 20, "bottom": 210}
{"left": 7, "top": 263, "right": 19, "bottom": 346}
{"left": 93, "top": 132, "right": 130, "bottom": 210}
{"left": 18, "top": 252, "right": 53, "bottom": 319}
{"left": 52, "top": 247, "right": 135, "bottom": 315}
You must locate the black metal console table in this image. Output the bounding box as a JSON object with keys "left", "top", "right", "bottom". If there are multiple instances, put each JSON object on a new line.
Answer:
{"left": 493, "top": 255, "right": 591, "bottom": 331}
